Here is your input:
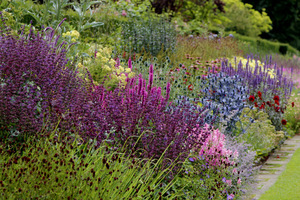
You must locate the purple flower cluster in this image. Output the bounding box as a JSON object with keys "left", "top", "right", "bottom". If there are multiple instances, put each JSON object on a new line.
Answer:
{"left": 88, "top": 64, "right": 214, "bottom": 170}
{"left": 221, "top": 55, "right": 294, "bottom": 102}
{"left": 0, "top": 16, "right": 213, "bottom": 172}
{"left": 0, "top": 16, "right": 94, "bottom": 140}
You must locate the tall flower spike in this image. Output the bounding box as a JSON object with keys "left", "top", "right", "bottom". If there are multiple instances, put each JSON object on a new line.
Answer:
{"left": 128, "top": 57, "right": 132, "bottom": 69}
{"left": 165, "top": 82, "right": 170, "bottom": 102}
{"left": 147, "top": 64, "right": 154, "bottom": 91}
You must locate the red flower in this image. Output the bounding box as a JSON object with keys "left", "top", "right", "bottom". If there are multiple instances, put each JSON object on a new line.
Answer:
{"left": 274, "top": 95, "right": 280, "bottom": 102}
{"left": 188, "top": 84, "right": 194, "bottom": 91}
{"left": 254, "top": 102, "right": 258, "bottom": 107}
{"left": 259, "top": 104, "right": 265, "bottom": 109}
{"left": 292, "top": 102, "right": 294, "bottom": 107}
{"left": 281, "top": 119, "right": 287, "bottom": 125}
{"left": 257, "top": 91, "right": 262, "bottom": 98}
{"left": 275, "top": 100, "right": 280, "bottom": 106}
{"left": 249, "top": 95, "right": 255, "bottom": 102}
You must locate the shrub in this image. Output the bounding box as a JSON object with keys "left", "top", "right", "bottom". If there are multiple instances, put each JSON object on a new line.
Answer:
{"left": 221, "top": 0, "right": 272, "bottom": 37}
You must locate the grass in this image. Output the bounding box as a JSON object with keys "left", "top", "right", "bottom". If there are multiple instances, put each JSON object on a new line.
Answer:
{"left": 259, "top": 148, "right": 300, "bottom": 200}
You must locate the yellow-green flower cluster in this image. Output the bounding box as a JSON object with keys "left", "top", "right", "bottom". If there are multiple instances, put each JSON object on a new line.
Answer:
{"left": 62, "top": 30, "right": 80, "bottom": 42}
{"left": 93, "top": 46, "right": 135, "bottom": 89}
{"left": 229, "top": 57, "right": 276, "bottom": 79}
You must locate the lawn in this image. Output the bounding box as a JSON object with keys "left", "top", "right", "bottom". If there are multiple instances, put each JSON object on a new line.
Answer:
{"left": 259, "top": 148, "right": 300, "bottom": 200}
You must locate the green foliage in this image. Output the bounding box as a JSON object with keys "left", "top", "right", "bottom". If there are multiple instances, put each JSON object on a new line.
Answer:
{"left": 0, "top": 127, "right": 181, "bottom": 199}
{"left": 71, "top": 0, "right": 104, "bottom": 33}
{"left": 111, "top": 0, "right": 152, "bottom": 19}
{"left": 0, "top": 0, "right": 11, "bottom": 10}
{"left": 233, "top": 33, "right": 299, "bottom": 56}
{"left": 171, "top": 154, "right": 241, "bottom": 199}
{"left": 241, "top": 0, "right": 300, "bottom": 51}
{"left": 222, "top": 0, "right": 272, "bottom": 37}
{"left": 173, "top": 0, "right": 227, "bottom": 33}
{"left": 119, "top": 15, "right": 177, "bottom": 57}
{"left": 171, "top": 16, "right": 209, "bottom": 36}
{"left": 283, "top": 88, "right": 300, "bottom": 137}
{"left": 235, "top": 108, "right": 285, "bottom": 157}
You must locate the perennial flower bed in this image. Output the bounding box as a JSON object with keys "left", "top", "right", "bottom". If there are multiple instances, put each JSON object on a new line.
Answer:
{"left": 0, "top": 6, "right": 299, "bottom": 199}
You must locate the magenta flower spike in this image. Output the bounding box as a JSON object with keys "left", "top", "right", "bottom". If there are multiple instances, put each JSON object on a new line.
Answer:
{"left": 128, "top": 57, "right": 132, "bottom": 69}
{"left": 149, "top": 63, "right": 154, "bottom": 74}
{"left": 165, "top": 82, "right": 171, "bottom": 102}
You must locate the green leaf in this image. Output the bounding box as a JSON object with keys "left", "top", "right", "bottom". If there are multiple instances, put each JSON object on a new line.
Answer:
{"left": 80, "top": 21, "right": 104, "bottom": 31}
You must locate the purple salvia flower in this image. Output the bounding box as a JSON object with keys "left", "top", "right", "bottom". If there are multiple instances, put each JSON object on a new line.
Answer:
{"left": 147, "top": 72, "right": 153, "bottom": 91}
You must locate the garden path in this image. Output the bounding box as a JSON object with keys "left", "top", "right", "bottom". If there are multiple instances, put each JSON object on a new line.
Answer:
{"left": 243, "top": 134, "right": 300, "bottom": 200}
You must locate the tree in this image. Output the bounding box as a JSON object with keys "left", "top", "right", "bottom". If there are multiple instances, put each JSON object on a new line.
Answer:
{"left": 241, "top": 0, "right": 300, "bottom": 51}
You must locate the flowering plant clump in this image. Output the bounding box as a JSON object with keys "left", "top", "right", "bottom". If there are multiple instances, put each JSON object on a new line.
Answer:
{"left": 222, "top": 56, "right": 294, "bottom": 131}
{"left": 198, "top": 72, "right": 252, "bottom": 135}
{"left": 88, "top": 64, "right": 215, "bottom": 173}
{"left": 198, "top": 124, "right": 239, "bottom": 168}
{"left": 0, "top": 16, "right": 105, "bottom": 148}
{"left": 62, "top": 30, "right": 80, "bottom": 42}
{"left": 228, "top": 56, "right": 276, "bottom": 78}
{"left": 0, "top": 130, "right": 181, "bottom": 199}
{"left": 222, "top": 55, "right": 294, "bottom": 105}
{"left": 235, "top": 107, "right": 285, "bottom": 157}
{"left": 177, "top": 125, "right": 244, "bottom": 199}
{"left": 86, "top": 46, "right": 135, "bottom": 91}
{"left": 247, "top": 90, "right": 289, "bottom": 131}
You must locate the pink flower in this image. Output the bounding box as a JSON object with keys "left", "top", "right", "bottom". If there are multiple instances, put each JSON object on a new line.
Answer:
{"left": 233, "top": 150, "right": 239, "bottom": 159}
{"left": 237, "top": 178, "right": 242, "bottom": 185}
{"left": 226, "top": 179, "right": 232, "bottom": 186}
{"left": 232, "top": 168, "right": 237, "bottom": 174}
{"left": 122, "top": 10, "right": 127, "bottom": 16}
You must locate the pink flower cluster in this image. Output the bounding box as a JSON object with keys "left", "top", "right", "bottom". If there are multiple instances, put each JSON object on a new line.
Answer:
{"left": 198, "top": 124, "right": 239, "bottom": 168}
